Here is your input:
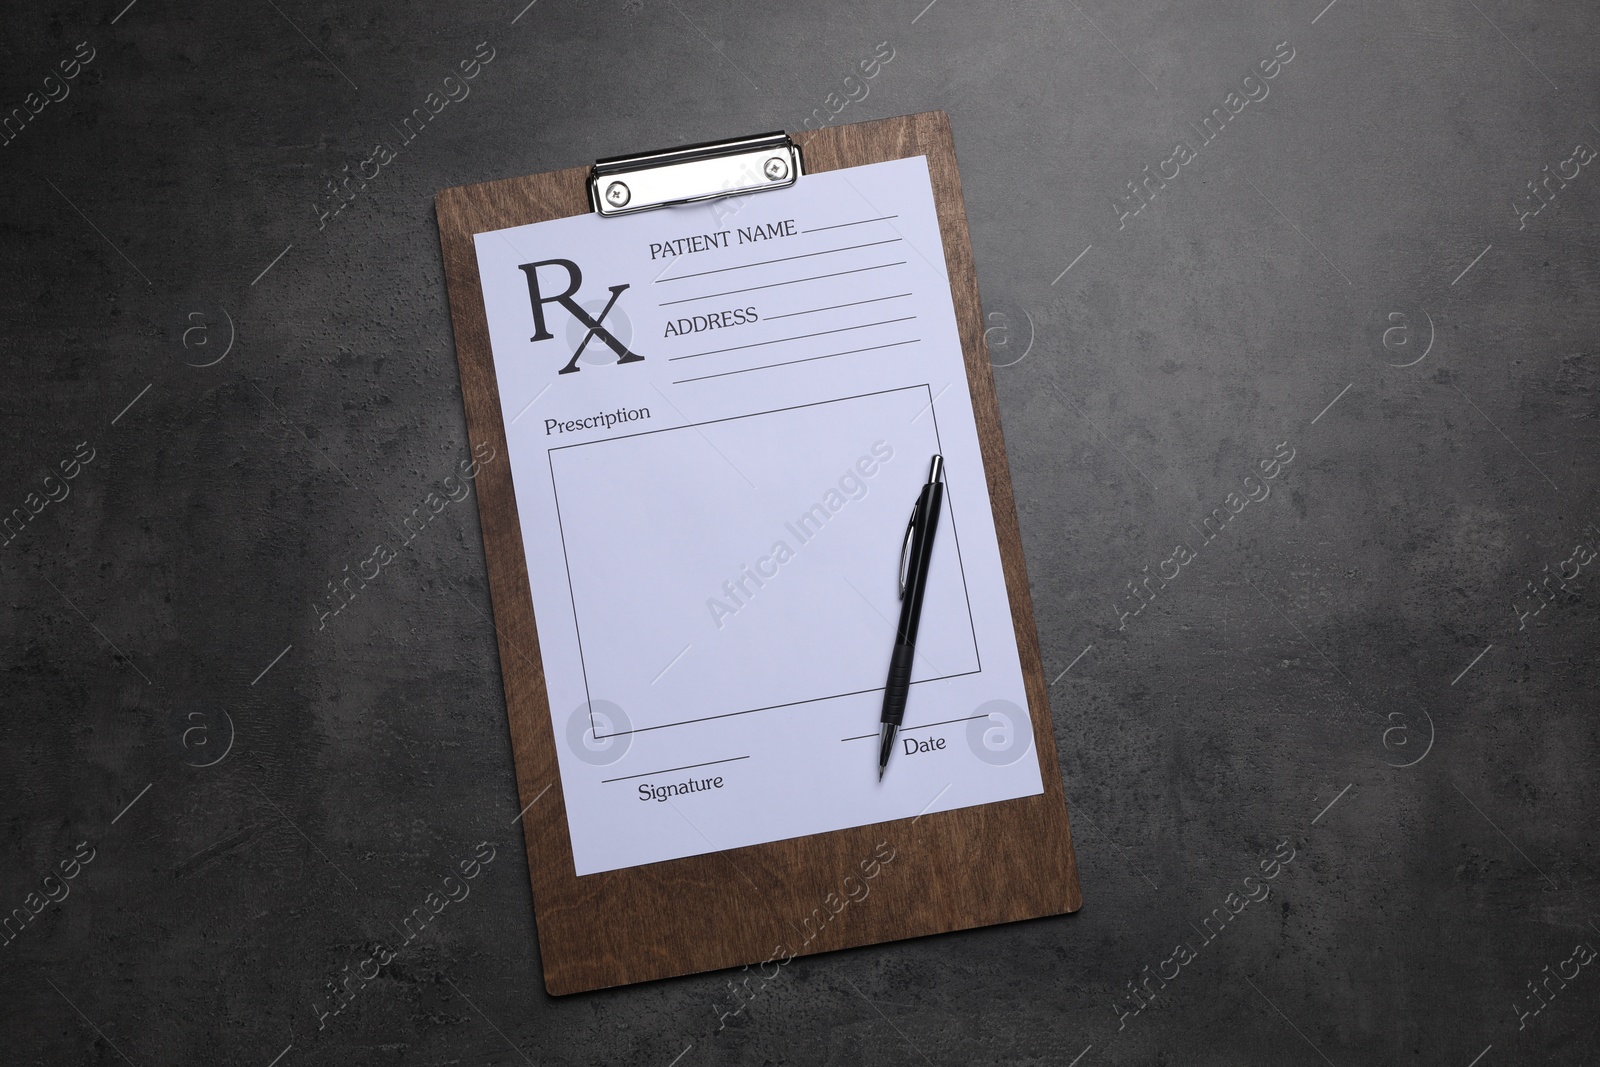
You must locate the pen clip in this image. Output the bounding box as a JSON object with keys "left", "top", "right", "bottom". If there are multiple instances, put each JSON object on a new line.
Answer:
{"left": 898, "top": 499, "right": 919, "bottom": 600}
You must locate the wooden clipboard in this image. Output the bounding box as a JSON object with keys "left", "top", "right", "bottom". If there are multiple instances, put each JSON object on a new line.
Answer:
{"left": 435, "top": 110, "right": 1081, "bottom": 995}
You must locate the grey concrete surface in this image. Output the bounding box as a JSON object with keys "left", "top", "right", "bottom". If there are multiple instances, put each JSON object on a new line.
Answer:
{"left": 3, "top": 0, "right": 1598, "bottom": 1064}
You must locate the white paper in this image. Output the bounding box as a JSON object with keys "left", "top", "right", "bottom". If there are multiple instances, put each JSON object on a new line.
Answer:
{"left": 473, "top": 156, "right": 1043, "bottom": 876}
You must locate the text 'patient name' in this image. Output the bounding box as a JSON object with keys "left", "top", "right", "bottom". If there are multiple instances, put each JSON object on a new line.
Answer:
{"left": 648, "top": 220, "right": 798, "bottom": 260}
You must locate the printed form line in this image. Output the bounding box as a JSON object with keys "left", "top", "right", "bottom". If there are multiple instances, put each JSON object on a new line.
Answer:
{"left": 602, "top": 756, "right": 750, "bottom": 784}
{"left": 656, "top": 238, "right": 901, "bottom": 283}
{"left": 840, "top": 714, "right": 989, "bottom": 742}
{"left": 674, "top": 339, "right": 919, "bottom": 384}
{"left": 767, "top": 294, "right": 912, "bottom": 320}
{"left": 659, "top": 262, "right": 906, "bottom": 307}
{"left": 671, "top": 316, "right": 918, "bottom": 362}
{"left": 802, "top": 215, "right": 898, "bottom": 234}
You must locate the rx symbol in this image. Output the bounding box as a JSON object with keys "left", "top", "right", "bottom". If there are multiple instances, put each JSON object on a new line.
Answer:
{"left": 518, "top": 258, "right": 645, "bottom": 375}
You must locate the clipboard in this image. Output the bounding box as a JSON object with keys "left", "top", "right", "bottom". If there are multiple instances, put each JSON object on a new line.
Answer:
{"left": 435, "top": 111, "right": 1081, "bottom": 995}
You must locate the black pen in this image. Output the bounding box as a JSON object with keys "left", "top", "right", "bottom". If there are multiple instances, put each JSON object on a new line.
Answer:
{"left": 878, "top": 454, "right": 944, "bottom": 781}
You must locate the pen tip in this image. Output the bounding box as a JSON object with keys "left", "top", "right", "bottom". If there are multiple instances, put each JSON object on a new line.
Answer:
{"left": 878, "top": 766, "right": 885, "bottom": 782}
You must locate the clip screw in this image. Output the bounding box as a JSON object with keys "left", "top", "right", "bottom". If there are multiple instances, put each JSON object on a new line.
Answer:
{"left": 604, "top": 181, "right": 631, "bottom": 208}
{"left": 763, "top": 156, "right": 790, "bottom": 181}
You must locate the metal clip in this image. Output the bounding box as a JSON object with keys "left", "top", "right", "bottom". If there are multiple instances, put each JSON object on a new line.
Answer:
{"left": 589, "top": 131, "right": 804, "bottom": 217}
{"left": 898, "top": 500, "right": 919, "bottom": 600}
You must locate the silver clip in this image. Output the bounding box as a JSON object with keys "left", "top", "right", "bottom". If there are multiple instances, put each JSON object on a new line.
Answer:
{"left": 589, "top": 131, "right": 804, "bottom": 217}
{"left": 898, "top": 500, "right": 919, "bottom": 600}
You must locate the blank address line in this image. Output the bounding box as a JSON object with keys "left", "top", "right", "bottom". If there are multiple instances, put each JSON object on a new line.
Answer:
{"left": 671, "top": 316, "right": 918, "bottom": 362}
{"left": 658, "top": 262, "right": 907, "bottom": 307}
{"left": 768, "top": 293, "right": 912, "bottom": 320}
{"left": 674, "top": 338, "right": 919, "bottom": 385}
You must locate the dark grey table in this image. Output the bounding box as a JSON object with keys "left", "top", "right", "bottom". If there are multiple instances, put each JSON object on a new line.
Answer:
{"left": 4, "top": 1, "right": 1597, "bottom": 1064}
